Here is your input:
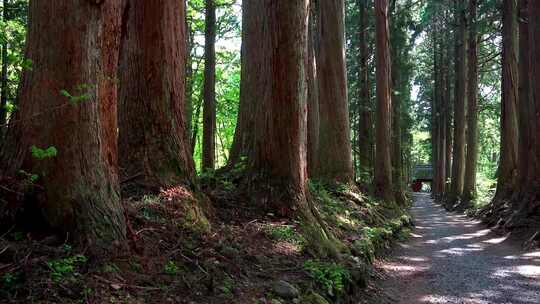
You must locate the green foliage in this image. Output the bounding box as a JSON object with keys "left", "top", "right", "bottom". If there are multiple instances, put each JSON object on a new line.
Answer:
{"left": 164, "top": 260, "right": 180, "bottom": 275}
{"left": 304, "top": 259, "right": 351, "bottom": 297}
{"left": 266, "top": 224, "right": 305, "bottom": 246}
{"left": 1, "top": 272, "right": 21, "bottom": 289}
{"left": 46, "top": 254, "right": 88, "bottom": 283}
{"left": 60, "top": 83, "right": 95, "bottom": 105}
{"left": 30, "top": 145, "right": 57, "bottom": 160}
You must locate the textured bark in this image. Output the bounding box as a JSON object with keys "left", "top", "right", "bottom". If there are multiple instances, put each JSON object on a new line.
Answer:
{"left": 202, "top": 0, "right": 216, "bottom": 170}
{"left": 228, "top": 1, "right": 258, "bottom": 168}
{"left": 496, "top": 0, "right": 519, "bottom": 199}
{"left": 0, "top": 0, "right": 8, "bottom": 127}
{"left": 517, "top": 0, "right": 531, "bottom": 188}
{"left": 445, "top": 38, "right": 453, "bottom": 185}
{"left": 528, "top": 1, "right": 540, "bottom": 185}
{"left": 449, "top": 0, "right": 467, "bottom": 202}
{"left": 307, "top": 2, "right": 320, "bottom": 178}
{"left": 357, "top": 0, "right": 373, "bottom": 181}
{"left": 463, "top": 0, "right": 479, "bottom": 203}
{"left": 432, "top": 27, "right": 446, "bottom": 197}
{"left": 0, "top": 0, "right": 126, "bottom": 252}
{"left": 241, "top": 0, "right": 309, "bottom": 214}
{"left": 315, "top": 0, "right": 354, "bottom": 183}
{"left": 374, "top": 0, "right": 394, "bottom": 201}
{"left": 119, "top": 0, "right": 194, "bottom": 191}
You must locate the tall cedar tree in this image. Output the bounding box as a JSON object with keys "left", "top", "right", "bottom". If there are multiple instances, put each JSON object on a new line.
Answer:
{"left": 374, "top": 0, "right": 394, "bottom": 201}
{"left": 119, "top": 0, "right": 195, "bottom": 191}
{"left": 315, "top": 0, "right": 354, "bottom": 183}
{"left": 307, "top": 2, "right": 320, "bottom": 177}
{"left": 0, "top": 0, "right": 8, "bottom": 127}
{"left": 239, "top": 0, "right": 310, "bottom": 214}
{"left": 202, "top": 0, "right": 216, "bottom": 170}
{"left": 524, "top": 0, "right": 540, "bottom": 205}
{"left": 517, "top": 0, "right": 530, "bottom": 190}
{"left": 357, "top": 0, "right": 374, "bottom": 181}
{"left": 496, "top": 0, "right": 519, "bottom": 200}
{"left": 449, "top": 0, "right": 467, "bottom": 202}
{"left": 463, "top": 0, "right": 479, "bottom": 203}
{"left": 0, "top": 1, "right": 126, "bottom": 252}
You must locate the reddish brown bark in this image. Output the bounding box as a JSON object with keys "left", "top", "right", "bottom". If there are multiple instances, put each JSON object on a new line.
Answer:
{"left": 496, "top": 0, "right": 519, "bottom": 199}
{"left": 119, "top": 0, "right": 195, "bottom": 191}
{"left": 315, "top": 0, "right": 354, "bottom": 184}
{"left": 0, "top": 0, "right": 126, "bottom": 252}
{"left": 463, "top": 0, "right": 479, "bottom": 203}
{"left": 517, "top": 0, "right": 531, "bottom": 189}
{"left": 202, "top": 0, "right": 216, "bottom": 170}
{"left": 357, "top": 0, "right": 374, "bottom": 182}
{"left": 0, "top": 0, "right": 8, "bottom": 127}
{"left": 374, "top": 0, "right": 394, "bottom": 201}
{"left": 528, "top": 1, "right": 540, "bottom": 186}
{"left": 307, "top": 2, "right": 320, "bottom": 178}
{"left": 449, "top": 0, "right": 467, "bottom": 202}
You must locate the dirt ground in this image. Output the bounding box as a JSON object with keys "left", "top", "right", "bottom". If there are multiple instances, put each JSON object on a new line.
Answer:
{"left": 376, "top": 193, "right": 540, "bottom": 304}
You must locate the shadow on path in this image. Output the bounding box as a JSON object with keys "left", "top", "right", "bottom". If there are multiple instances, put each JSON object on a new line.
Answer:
{"left": 377, "top": 193, "right": 540, "bottom": 304}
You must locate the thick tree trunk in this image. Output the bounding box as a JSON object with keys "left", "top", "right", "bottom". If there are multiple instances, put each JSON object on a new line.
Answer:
{"left": 202, "top": 0, "right": 216, "bottom": 170}
{"left": 449, "top": 0, "right": 467, "bottom": 202}
{"left": 185, "top": 1, "right": 194, "bottom": 151}
{"left": 228, "top": 1, "right": 258, "bottom": 168}
{"left": 463, "top": 0, "right": 479, "bottom": 203}
{"left": 315, "top": 0, "right": 354, "bottom": 184}
{"left": 0, "top": 0, "right": 8, "bottom": 127}
{"left": 517, "top": 0, "right": 531, "bottom": 189}
{"left": 496, "top": 0, "right": 519, "bottom": 200}
{"left": 374, "top": 0, "right": 394, "bottom": 201}
{"left": 357, "top": 0, "right": 373, "bottom": 182}
{"left": 433, "top": 27, "right": 447, "bottom": 198}
{"left": 307, "top": 2, "right": 320, "bottom": 178}
{"left": 445, "top": 42, "right": 453, "bottom": 186}
{"left": 526, "top": 1, "right": 540, "bottom": 188}
{"left": 0, "top": 1, "right": 126, "bottom": 253}
{"left": 119, "top": 0, "right": 195, "bottom": 191}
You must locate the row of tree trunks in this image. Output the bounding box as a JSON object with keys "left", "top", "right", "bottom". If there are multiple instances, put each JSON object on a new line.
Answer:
{"left": 0, "top": 0, "right": 127, "bottom": 253}
{"left": 0, "top": 0, "right": 200, "bottom": 254}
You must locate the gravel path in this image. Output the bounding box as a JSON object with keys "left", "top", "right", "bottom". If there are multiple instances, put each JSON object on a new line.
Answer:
{"left": 378, "top": 193, "right": 540, "bottom": 304}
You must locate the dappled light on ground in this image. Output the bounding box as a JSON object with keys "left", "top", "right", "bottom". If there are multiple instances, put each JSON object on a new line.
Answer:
{"left": 378, "top": 193, "right": 540, "bottom": 304}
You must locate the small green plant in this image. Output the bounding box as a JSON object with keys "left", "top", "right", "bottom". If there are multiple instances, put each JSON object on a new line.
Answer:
{"left": 266, "top": 225, "right": 305, "bottom": 245}
{"left": 164, "top": 260, "right": 179, "bottom": 275}
{"left": 18, "top": 170, "right": 39, "bottom": 183}
{"left": 218, "top": 275, "right": 235, "bottom": 297}
{"left": 304, "top": 259, "right": 350, "bottom": 297}
{"left": 30, "top": 145, "right": 58, "bottom": 160}
{"left": 1, "top": 272, "right": 21, "bottom": 288}
{"left": 10, "top": 231, "right": 24, "bottom": 241}
{"left": 60, "top": 83, "right": 95, "bottom": 105}
{"left": 47, "top": 254, "right": 88, "bottom": 283}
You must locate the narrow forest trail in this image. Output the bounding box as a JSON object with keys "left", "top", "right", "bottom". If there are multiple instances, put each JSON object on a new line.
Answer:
{"left": 377, "top": 193, "right": 540, "bottom": 304}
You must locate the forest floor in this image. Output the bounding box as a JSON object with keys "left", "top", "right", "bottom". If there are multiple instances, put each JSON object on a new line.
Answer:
{"left": 0, "top": 178, "right": 412, "bottom": 304}
{"left": 374, "top": 193, "right": 540, "bottom": 304}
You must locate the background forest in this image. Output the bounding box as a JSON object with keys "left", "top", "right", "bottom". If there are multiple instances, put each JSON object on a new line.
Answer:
{"left": 0, "top": 0, "right": 538, "bottom": 303}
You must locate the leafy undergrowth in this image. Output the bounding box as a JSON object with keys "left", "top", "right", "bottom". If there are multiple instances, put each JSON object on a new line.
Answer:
{"left": 0, "top": 176, "right": 412, "bottom": 304}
